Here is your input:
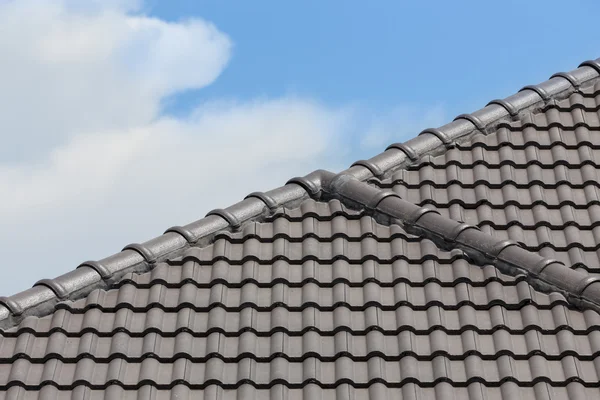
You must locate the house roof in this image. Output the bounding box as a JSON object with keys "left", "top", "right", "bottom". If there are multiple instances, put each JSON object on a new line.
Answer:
{"left": 2, "top": 59, "right": 600, "bottom": 398}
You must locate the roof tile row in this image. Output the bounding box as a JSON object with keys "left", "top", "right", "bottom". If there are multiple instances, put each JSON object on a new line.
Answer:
{"left": 3, "top": 383, "right": 599, "bottom": 400}
{"left": 1, "top": 355, "right": 600, "bottom": 388}
{"left": 61, "top": 280, "right": 548, "bottom": 310}
{"left": 4, "top": 59, "right": 600, "bottom": 399}
{"left": 3, "top": 329, "right": 600, "bottom": 361}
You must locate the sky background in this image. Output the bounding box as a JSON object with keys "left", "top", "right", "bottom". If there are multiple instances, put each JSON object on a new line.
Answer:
{"left": 1, "top": 0, "right": 600, "bottom": 295}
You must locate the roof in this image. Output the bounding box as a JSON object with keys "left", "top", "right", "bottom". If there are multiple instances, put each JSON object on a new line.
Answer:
{"left": 2, "top": 58, "right": 600, "bottom": 398}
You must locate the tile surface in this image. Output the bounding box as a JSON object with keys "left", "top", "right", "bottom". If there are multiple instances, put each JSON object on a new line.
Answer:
{"left": 371, "top": 86, "right": 600, "bottom": 275}
{"left": 4, "top": 70, "right": 600, "bottom": 399}
{"left": 1, "top": 199, "right": 599, "bottom": 399}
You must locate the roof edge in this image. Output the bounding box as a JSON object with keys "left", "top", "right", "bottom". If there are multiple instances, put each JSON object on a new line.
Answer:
{"left": 2, "top": 58, "right": 599, "bottom": 329}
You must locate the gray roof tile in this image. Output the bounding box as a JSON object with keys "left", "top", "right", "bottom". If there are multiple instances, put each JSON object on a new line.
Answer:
{"left": 1, "top": 356, "right": 600, "bottom": 387}
{"left": 3, "top": 329, "right": 600, "bottom": 361}
{"left": 3, "top": 384, "right": 600, "bottom": 400}
{"left": 370, "top": 83, "right": 600, "bottom": 281}
{"left": 4, "top": 59, "right": 600, "bottom": 398}
{"left": 2, "top": 201, "right": 600, "bottom": 397}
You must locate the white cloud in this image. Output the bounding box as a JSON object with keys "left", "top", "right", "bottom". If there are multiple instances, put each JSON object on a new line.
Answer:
{"left": 1, "top": 98, "right": 349, "bottom": 222}
{"left": 0, "top": 0, "right": 231, "bottom": 161}
{"left": 360, "top": 105, "right": 446, "bottom": 149}
{"left": 0, "top": 1, "right": 352, "bottom": 294}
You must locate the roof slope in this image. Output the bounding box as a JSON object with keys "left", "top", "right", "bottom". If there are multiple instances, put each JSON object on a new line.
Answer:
{"left": 370, "top": 84, "right": 600, "bottom": 275}
{"left": 2, "top": 59, "right": 600, "bottom": 399}
{"left": 4, "top": 200, "right": 600, "bottom": 399}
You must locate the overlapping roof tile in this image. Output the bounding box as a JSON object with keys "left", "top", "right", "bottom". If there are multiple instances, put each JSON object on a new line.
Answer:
{"left": 4, "top": 200, "right": 600, "bottom": 398}
{"left": 369, "top": 83, "right": 600, "bottom": 277}
{"left": 3, "top": 59, "right": 600, "bottom": 398}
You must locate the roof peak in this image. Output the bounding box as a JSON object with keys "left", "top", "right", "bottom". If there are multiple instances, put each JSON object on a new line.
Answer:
{"left": 2, "top": 57, "right": 600, "bottom": 330}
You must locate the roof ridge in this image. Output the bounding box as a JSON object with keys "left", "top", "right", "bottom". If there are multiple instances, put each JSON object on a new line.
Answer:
{"left": 346, "top": 58, "right": 600, "bottom": 181}
{"left": 2, "top": 58, "right": 599, "bottom": 330}
{"left": 323, "top": 172, "right": 600, "bottom": 313}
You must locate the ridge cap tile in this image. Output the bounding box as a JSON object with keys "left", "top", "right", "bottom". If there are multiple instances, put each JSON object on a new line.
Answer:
{"left": 328, "top": 173, "right": 600, "bottom": 314}
{"left": 3, "top": 57, "right": 600, "bottom": 331}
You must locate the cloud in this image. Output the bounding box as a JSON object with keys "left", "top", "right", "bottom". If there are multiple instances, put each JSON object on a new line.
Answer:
{"left": 360, "top": 105, "right": 446, "bottom": 149}
{"left": 0, "top": 1, "right": 351, "bottom": 294}
{"left": 1, "top": 98, "right": 349, "bottom": 223}
{"left": 0, "top": 0, "right": 231, "bottom": 162}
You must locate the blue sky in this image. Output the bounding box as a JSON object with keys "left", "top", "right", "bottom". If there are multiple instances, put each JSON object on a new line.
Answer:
{"left": 1, "top": 0, "right": 600, "bottom": 295}
{"left": 149, "top": 0, "right": 599, "bottom": 129}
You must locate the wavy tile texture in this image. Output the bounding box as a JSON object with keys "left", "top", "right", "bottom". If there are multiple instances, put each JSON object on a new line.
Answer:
{"left": 371, "top": 85, "right": 600, "bottom": 276}
{"left": 1, "top": 199, "right": 600, "bottom": 399}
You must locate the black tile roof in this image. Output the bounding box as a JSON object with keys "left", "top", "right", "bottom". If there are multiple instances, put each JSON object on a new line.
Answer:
{"left": 2, "top": 58, "right": 600, "bottom": 399}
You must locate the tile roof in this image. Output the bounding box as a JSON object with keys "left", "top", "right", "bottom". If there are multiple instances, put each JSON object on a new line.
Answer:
{"left": 368, "top": 84, "right": 600, "bottom": 277}
{"left": 2, "top": 58, "right": 600, "bottom": 398}
{"left": 5, "top": 200, "right": 600, "bottom": 398}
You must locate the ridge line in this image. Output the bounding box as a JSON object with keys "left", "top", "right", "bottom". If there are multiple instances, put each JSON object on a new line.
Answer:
{"left": 2, "top": 58, "right": 599, "bottom": 330}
